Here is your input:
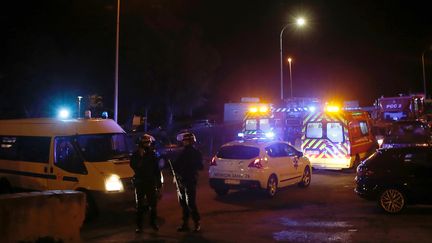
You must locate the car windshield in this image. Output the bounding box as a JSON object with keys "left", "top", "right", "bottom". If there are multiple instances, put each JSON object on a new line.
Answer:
{"left": 217, "top": 145, "right": 260, "bottom": 159}
{"left": 76, "top": 133, "right": 132, "bottom": 162}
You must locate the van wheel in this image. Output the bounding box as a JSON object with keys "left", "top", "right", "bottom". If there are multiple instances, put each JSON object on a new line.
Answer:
{"left": 298, "top": 166, "right": 311, "bottom": 188}
{"left": 266, "top": 175, "right": 278, "bottom": 198}
{"left": 0, "top": 179, "right": 12, "bottom": 194}
{"left": 81, "top": 191, "right": 98, "bottom": 222}
{"left": 378, "top": 188, "right": 406, "bottom": 214}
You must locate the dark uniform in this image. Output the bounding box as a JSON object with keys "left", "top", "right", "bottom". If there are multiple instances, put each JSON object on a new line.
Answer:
{"left": 173, "top": 135, "right": 203, "bottom": 232}
{"left": 130, "top": 141, "right": 161, "bottom": 233}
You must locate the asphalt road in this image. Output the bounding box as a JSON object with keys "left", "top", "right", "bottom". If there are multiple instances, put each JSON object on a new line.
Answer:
{"left": 81, "top": 166, "right": 432, "bottom": 243}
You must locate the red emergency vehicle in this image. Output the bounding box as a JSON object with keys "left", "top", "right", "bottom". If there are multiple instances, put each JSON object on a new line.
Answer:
{"left": 301, "top": 105, "right": 377, "bottom": 170}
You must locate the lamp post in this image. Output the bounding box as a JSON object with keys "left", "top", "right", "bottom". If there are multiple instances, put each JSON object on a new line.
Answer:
{"left": 288, "top": 57, "right": 293, "bottom": 98}
{"left": 422, "top": 50, "right": 428, "bottom": 99}
{"left": 114, "top": 0, "right": 120, "bottom": 123}
{"left": 279, "top": 17, "right": 305, "bottom": 101}
{"left": 77, "top": 96, "right": 83, "bottom": 118}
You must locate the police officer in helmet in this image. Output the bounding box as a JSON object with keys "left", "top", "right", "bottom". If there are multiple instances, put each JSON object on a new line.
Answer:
{"left": 130, "top": 134, "right": 161, "bottom": 233}
{"left": 173, "top": 132, "right": 204, "bottom": 232}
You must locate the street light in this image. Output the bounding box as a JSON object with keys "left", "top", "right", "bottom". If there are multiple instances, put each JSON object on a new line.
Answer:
{"left": 287, "top": 57, "right": 293, "bottom": 98}
{"left": 114, "top": 0, "right": 120, "bottom": 123}
{"left": 280, "top": 17, "right": 306, "bottom": 101}
{"left": 77, "top": 96, "right": 83, "bottom": 118}
{"left": 421, "top": 46, "right": 432, "bottom": 99}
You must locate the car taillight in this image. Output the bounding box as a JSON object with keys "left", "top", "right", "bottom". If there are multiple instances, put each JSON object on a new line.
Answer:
{"left": 210, "top": 156, "right": 217, "bottom": 166}
{"left": 248, "top": 158, "right": 263, "bottom": 169}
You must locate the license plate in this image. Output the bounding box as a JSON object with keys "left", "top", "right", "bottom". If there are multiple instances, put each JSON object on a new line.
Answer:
{"left": 225, "top": 179, "right": 240, "bottom": 185}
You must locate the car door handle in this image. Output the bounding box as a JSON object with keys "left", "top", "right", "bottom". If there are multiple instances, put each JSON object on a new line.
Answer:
{"left": 44, "top": 166, "right": 48, "bottom": 173}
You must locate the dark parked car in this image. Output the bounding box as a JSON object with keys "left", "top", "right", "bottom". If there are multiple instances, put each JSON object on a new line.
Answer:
{"left": 355, "top": 147, "right": 432, "bottom": 214}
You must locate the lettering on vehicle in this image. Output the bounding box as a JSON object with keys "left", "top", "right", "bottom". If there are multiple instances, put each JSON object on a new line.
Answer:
{"left": 214, "top": 172, "right": 250, "bottom": 179}
{"left": 385, "top": 104, "right": 402, "bottom": 109}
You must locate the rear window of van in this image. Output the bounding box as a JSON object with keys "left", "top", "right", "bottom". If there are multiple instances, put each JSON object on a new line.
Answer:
{"left": 217, "top": 145, "right": 260, "bottom": 159}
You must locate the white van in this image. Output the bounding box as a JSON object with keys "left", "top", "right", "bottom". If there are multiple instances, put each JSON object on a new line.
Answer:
{"left": 0, "top": 118, "right": 135, "bottom": 218}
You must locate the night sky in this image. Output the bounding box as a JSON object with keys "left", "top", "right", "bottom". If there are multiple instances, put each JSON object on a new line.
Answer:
{"left": 1, "top": 0, "right": 432, "bottom": 122}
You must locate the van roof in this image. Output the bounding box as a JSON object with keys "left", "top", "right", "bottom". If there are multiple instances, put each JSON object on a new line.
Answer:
{"left": 0, "top": 118, "right": 125, "bottom": 137}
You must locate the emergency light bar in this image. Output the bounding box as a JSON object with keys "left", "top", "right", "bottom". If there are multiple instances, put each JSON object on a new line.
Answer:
{"left": 326, "top": 105, "right": 340, "bottom": 113}
{"left": 249, "top": 106, "right": 269, "bottom": 113}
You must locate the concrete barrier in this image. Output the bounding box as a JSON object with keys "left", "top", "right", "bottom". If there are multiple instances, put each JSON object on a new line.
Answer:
{"left": 0, "top": 190, "right": 85, "bottom": 243}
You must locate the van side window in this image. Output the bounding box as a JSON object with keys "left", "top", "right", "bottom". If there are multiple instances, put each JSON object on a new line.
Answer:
{"left": 0, "top": 136, "right": 18, "bottom": 160}
{"left": 55, "top": 137, "right": 87, "bottom": 174}
{"left": 306, "top": 122, "right": 323, "bottom": 139}
{"left": 0, "top": 136, "right": 50, "bottom": 163}
{"left": 359, "top": 121, "right": 369, "bottom": 135}
{"left": 349, "top": 121, "right": 361, "bottom": 138}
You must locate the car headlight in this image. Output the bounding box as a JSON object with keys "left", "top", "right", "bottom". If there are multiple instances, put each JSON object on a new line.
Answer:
{"left": 265, "top": 132, "right": 275, "bottom": 139}
{"left": 105, "top": 174, "right": 124, "bottom": 192}
{"left": 377, "top": 138, "right": 383, "bottom": 147}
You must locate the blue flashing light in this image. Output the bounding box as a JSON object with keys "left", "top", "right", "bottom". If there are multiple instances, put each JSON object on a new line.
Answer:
{"left": 58, "top": 109, "right": 70, "bottom": 119}
{"left": 308, "top": 106, "right": 316, "bottom": 112}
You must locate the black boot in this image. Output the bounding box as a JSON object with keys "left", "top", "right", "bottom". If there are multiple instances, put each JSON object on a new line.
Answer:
{"left": 177, "top": 222, "right": 190, "bottom": 232}
{"left": 193, "top": 221, "right": 201, "bottom": 232}
{"left": 150, "top": 222, "right": 159, "bottom": 232}
{"left": 136, "top": 212, "right": 143, "bottom": 233}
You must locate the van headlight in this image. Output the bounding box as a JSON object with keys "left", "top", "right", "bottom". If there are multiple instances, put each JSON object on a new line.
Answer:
{"left": 105, "top": 174, "right": 124, "bottom": 192}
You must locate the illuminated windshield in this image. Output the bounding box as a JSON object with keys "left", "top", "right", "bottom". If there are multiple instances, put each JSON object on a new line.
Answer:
{"left": 259, "top": 119, "right": 271, "bottom": 131}
{"left": 76, "top": 133, "right": 132, "bottom": 162}
{"left": 245, "top": 119, "right": 258, "bottom": 131}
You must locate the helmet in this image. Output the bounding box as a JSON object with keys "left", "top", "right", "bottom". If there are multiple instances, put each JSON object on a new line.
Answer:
{"left": 139, "top": 134, "right": 155, "bottom": 147}
{"left": 182, "top": 132, "right": 196, "bottom": 143}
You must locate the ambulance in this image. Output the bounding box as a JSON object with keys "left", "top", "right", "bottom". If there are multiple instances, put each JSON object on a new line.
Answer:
{"left": 301, "top": 105, "right": 377, "bottom": 170}
{"left": 0, "top": 118, "right": 135, "bottom": 219}
{"left": 238, "top": 104, "right": 277, "bottom": 140}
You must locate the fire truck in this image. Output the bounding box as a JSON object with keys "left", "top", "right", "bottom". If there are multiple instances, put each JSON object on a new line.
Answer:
{"left": 372, "top": 95, "right": 425, "bottom": 145}
{"left": 375, "top": 95, "right": 424, "bottom": 122}
{"left": 301, "top": 105, "right": 377, "bottom": 170}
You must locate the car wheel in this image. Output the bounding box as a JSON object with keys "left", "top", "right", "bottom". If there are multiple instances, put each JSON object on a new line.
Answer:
{"left": 378, "top": 188, "right": 406, "bottom": 214}
{"left": 298, "top": 166, "right": 311, "bottom": 188}
{"left": 214, "top": 187, "right": 229, "bottom": 196}
{"left": 0, "top": 179, "right": 12, "bottom": 194}
{"left": 266, "top": 175, "right": 278, "bottom": 198}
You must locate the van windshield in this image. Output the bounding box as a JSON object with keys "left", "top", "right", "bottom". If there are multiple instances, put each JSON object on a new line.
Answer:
{"left": 76, "top": 133, "right": 132, "bottom": 162}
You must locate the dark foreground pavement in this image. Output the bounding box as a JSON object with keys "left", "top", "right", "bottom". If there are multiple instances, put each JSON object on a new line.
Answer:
{"left": 81, "top": 167, "right": 432, "bottom": 243}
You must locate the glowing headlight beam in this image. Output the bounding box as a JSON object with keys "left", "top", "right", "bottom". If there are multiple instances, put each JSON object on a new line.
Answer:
{"left": 105, "top": 174, "right": 124, "bottom": 192}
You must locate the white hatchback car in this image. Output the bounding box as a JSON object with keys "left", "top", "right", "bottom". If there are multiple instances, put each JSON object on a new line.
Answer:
{"left": 209, "top": 139, "right": 312, "bottom": 197}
